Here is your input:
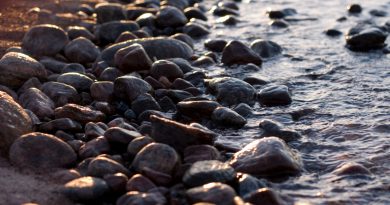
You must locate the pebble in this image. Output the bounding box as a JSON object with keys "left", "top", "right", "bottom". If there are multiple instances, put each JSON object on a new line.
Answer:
{"left": 325, "top": 29, "right": 343, "bottom": 37}
{"left": 250, "top": 40, "right": 282, "bottom": 58}
{"left": 204, "top": 39, "right": 227, "bottom": 52}
{"left": 96, "top": 20, "right": 140, "bottom": 45}
{"left": 52, "top": 169, "right": 82, "bottom": 184}
{"left": 131, "top": 93, "right": 161, "bottom": 116}
{"left": 104, "top": 127, "right": 142, "bottom": 145}
{"left": 177, "top": 100, "right": 220, "bottom": 120}
{"left": 41, "top": 82, "right": 80, "bottom": 106}
{"left": 243, "top": 188, "right": 287, "bottom": 205}
{"left": 184, "top": 7, "right": 208, "bottom": 21}
{"left": 62, "top": 63, "right": 85, "bottom": 74}
{"left": 211, "top": 6, "right": 239, "bottom": 16}
{"left": 39, "top": 118, "right": 82, "bottom": 133}
{"left": 257, "top": 85, "right": 292, "bottom": 106}
{"left": 258, "top": 119, "right": 301, "bottom": 142}
{"left": 114, "top": 43, "right": 153, "bottom": 73}
{"left": 114, "top": 75, "right": 153, "bottom": 102}
{"left": 211, "top": 107, "right": 247, "bottom": 128}
{"left": 90, "top": 81, "right": 114, "bottom": 102}
{"left": 233, "top": 103, "right": 253, "bottom": 117}
{"left": 78, "top": 136, "right": 110, "bottom": 159}
{"left": 19, "top": 87, "right": 55, "bottom": 119}
{"left": 63, "top": 176, "right": 109, "bottom": 202}
{"left": 151, "top": 60, "right": 184, "bottom": 81}
{"left": 221, "top": 41, "right": 262, "bottom": 66}
{"left": 64, "top": 37, "right": 100, "bottom": 64}
{"left": 236, "top": 173, "right": 267, "bottom": 197}
{"left": 217, "top": 15, "right": 239, "bottom": 26}
{"left": 156, "top": 6, "right": 188, "bottom": 28}
{"left": 84, "top": 122, "right": 106, "bottom": 139}
{"left": 87, "top": 156, "right": 129, "bottom": 177}
{"left": 183, "top": 22, "right": 210, "bottom": 38}
{"left": 95, "top": 3, "right": 126, "bottom": 24}
{"left": 269, "top": 19, "right": 289, "bottom": 28}
{"left": 171, "top": 33, "right": 195, "bottom": 49}
{"left": 116, "top": 191, "right": 166, "bottom": 205}
{"left": 136, "top": 13, "right": 156, "bottom": 28}
{"left": 67, "top": 26, "right": 95, "bottom": 41}
{"left": 9, "top": 132, "right": 77, "bottom": 169}
{"left": 99, "top": 67, "right": 124, "bottom": 81}
{"left": 332, "top": 162, "right": 371, "bottom": 176}
{"left": 54, "top": 104, "right": 105, "bottom": 124}
{"left": 126, "top": 174, "right": 157, "bottom": 192}
{"left": 186, "top": 182, "right": 237, "bottom": 205}
{"left": 127, "top": 136, "right": 154, "bottom": 157}
{"left": 348, "top": 4, "right": 362, "bottom": 14}
{"left": 104, "top": 173, "right": 128, "bottom": 194}
{"left": 57, "top": 72, "right": 93, "bottom": 92}
{"left": 346, "top": 27, "right": 387, "bottom": 51}
{"left": 184, "top": 145, "right": 221, "bottom": 163}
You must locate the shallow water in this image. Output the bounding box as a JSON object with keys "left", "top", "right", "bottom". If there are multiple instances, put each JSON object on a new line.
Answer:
{"left": 196, "top": 0, "right": 390, "bottom": 204}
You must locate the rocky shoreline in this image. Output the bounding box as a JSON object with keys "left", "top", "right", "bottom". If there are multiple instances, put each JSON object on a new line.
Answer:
{"left": 0, "top": 0, "right": 388, "bottom": 205}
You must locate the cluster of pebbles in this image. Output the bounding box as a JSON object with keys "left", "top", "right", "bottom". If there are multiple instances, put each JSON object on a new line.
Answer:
{"left": 0, "top": 0, "right": 381, "bottom": 205}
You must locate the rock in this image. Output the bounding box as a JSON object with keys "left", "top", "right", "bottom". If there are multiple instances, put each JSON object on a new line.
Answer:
{"left": 164, "top": 0, "right": 190, "bottom": 10}
{"left": 116, "top": 191, "right": 166, "bottom": 205}
{"left": 348, "top": 4, "right": 362, "bottom": 14}
{"left": 67, "top": 26, "right": 95, "bottom": 41}
{"left": 177, "top": 100, "right": 219, "bottom": 120}
{"left": 243, "top": 188, "right": 286, "bottom": 205}
{"left": 114, "top": 43, "right": 152, "bottom": 73}
{"left": 156, "top": 6, "right": 188, "bottom": 28}
{"left": 9, "top": 132, "right": 77, "bottom": 169}
{"left": 217, "top": 15, "right": 239, "bottom": 26}
{"left": 126, "top": 174, "right": 157, "bottom": 192}
{"left": 212, "top": 106, "right": 246, "bottom": 128}
{"left": 266, "top": 8, "right": 297, "bottom": 19}
{"left": 172, "top": 78, "right": 194, "bottom": 90}
{"left": 57, "top": 72, "right": 93, "bottom": 92}
{"left": 54, "top": 104, "right": 105, "bottom": 124}
{"left": 236, "top": 173, "right": 267, "bottom": 197}
{"left": 206, "top": 77, "right": 256, "bottom": 106}
{"left": 98, "top": 37, "right": 193, "bottom": 66}
{"left": 85, "top": 122, "right": 106, "bottom": 139}
{"left": 332, "top": 162, "right": 371, "bottom": 176}
{"left": 65, "top": 37, "right": 100, "bottom": 64}
{"left": 168, "top": 58, "right": 194, "bottom": 74}
{"left": 95, "top": 20, "right": 140, "bottom": 45}
{"left": 104, "top": 173, "right": 128, "bottom": 193}
{"left": 63, "top": 176, "right": 109, "bottom": 201}
{"left": 150, "top": 115, "right": 217, "bottom": 152}
{"left": 346, "top": 27, "right": 387, "bottom": 51}
{"left": 99, "top": 67, "right": 124, "bottom": 81}
{"left": 39, "top": 118, "right": 82, "bottom": 133}
{"left": 183, "top": 22, "right": 210, "bottom": 38}
{"left": 186, "top": 183, "right": 236, "bottom": 205}
{"left": 95, "top": 3, "right": 126, "bottom": 24}
{"left": 250, "top": 40, "right": 282, "bottom": 58}
{"left": 170, "top": 33, "right": 194, "bottom": 49}
{"left": 104, "top": 127, "right": 142, "bottom": 144}
{"left": 0, "top": 85, "right": 17, "bottom": 100}
{"left": 204, "top": 39, "right": 227, "bottom": 52}
{"left": 131, "top": 143, "right": 179, "bottom": 184}
{"left": 258, "top": 119, "right": 301, "bottom": 142}
{"left": 62, "top": 63, "right": 86, "bottom": 74}
{"left": 258, "top": 85, "right": 292, "bottom": 106}
{"left": 52, "top": 169, "right": 82, "bottom": 184}
{"left": 17, "top": 77, "right": 42, "bottom": 95}
{"left": 222, "top": 41, "right": 262, "bottom": 66}
{"left": 127, "top": 136, "right": 154, "bottom": 157}
{"left": 0, "top": 52, "right": 47, "bottom": 88}
{"left": 229, "top": 137, "right": 301, "bottom": 176}
{"left": 114, "top": 76, "right": 153, "bottom": 102}
{"left": 233, "top": 103, "right": 253, "bottom": 117}
{"left": 116, "top": 31, "right": 138, "bottom": 43}
{"left": 184, "top": 7, "right": 207, "bottom": 21}
{"left": 211, "top": 6, "right": 239, "bottom": 17}
{"left": 183, "top": 160, "right": 236, "bottom": 187}
{"left": 90, "top": 81, "right": 114, "bottom": 102}
{"left": 184, "top": 145, "right": 220, "bottom": 163}
{"left": 79, "top": 136, "right": 110, "bottom": 159}
{"left": 243, "top": 76, "right": 268, "bottom": 86}
{"left": 131, "top": 93, "right": 161, "bottom": 116}
{"left": 151, "top": 60, "right": 184, "bottom": 81}
{"left": 87, "top": 156, "right": 129, "bottom": 177}
{"left": 325, "top": 29, "right": 343, "bottom": 37}
{"left": 22, "top": 24, "right": 69, "bottom": 57}
{"left": 0, "top": 91, "right": 32, "bottom": 154}
{"left": 136, "top": 13, "right": 156, "bottom": 28}
{"left": 19, "top": 88, "right": 55, "bottom": 119}
{"left": 41, "top": 82, "right": 80, "bottom": 106}
{"left": 269, "top": 20, "right": 289, "bottom": 28}
{"left": 369, "top": 9, "right": 387, "bottom": 17}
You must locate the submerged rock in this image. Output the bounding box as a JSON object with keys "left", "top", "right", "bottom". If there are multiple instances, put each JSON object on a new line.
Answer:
{"left": 346, "top": 27, "right": 387, "bottom": 51}
{"left": 221, "top": 41, "right": 262, "bottom": 66}
{"left": 250, "top": 40, "right": 282, "bottom": 58}
{"left": 257, "top": 85, "right": 292, "bottom": 106}
{"left": 332, "top": 162, "right": 371, "bottom": 176}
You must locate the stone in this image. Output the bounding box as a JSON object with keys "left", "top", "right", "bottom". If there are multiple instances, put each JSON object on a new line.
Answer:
{"left": 204, "top": 39, "right": 227, "bottom": 52}
{"left": 325, "top": 29, "right": 343, "bottom": 37}
{"left": 233, "top": 103, "right": 253, "bottom": 117}
{"left": 9, "top": 132, "right": 77, "bottom": 169}
{"left": 244, "top": 188, "right": 286, "bottom": 205}
{"left": 0, "top": 52, "right": 47, "bottom": 88}
{"left": 222, "top": 41, "right": 262, "bottom": 66}
{"left": 99, "top": 67, "right": 124, "bottom": 81}
{"left": 104, "top": 127, "right": 142, "bottom": 144}
{"left": 183, "top": 22, "right": 210, "bottom": 38}
{"left": 186, "top": 183, "right": 237, "bottom": 205}
{"left": 229, "top": 137, "right": 301, "bottom": 176}
{"left": 116, "top": 191, "right": 166, "bottom": 205}
{"left": 54, "top": 104, "right": 105, "bottom": 124}
{"left": 243, "top": 76, "right": 268, "bottom": 86}
{"left": 211, "top": 107, "right": 247, "bottom": 128}
{"left": 183, "top": 160, "right": 236, "bottom": 187}
{"left": 52, "top": 169, "right": 82, "bottom": 184}
{"left": 184, "top": 145, "right": 221, "bottom": 163}
{"left": 177, "top": 100, "right": 219, "bottom": 120}
{"left": 258, "top": 85, "right": 292, "bottom": 106}
{"left": 131, "top": 93, "right": 161, "bottom": 116}
{"left": 0, "top": 91, "right": 32, "bottom": 154}
{"left": 168, "top": 58, "right": 194, "bottom": 74}
{"left": 156, "top": 6, "right": 188, "bottom": 28}
{"left": 150, "top": 115, "right": 217, "bottom": 152}
{"left": 172, "top": 78, "right": 194, "bottom": 90}
{"left": 63, "top": 176, "right": 109, "bottom": 201}
{"left": 136, "top": 13, "right": 156, "bottom": 28}
{"left": 65, "top": 37, "right": 100, "bottom": 64}
{"left": 170, "top": 33, "right": 194, "bottom": 49}
{"left": 348, "top": 4, "right": 362, "bottom": 14}
{"left": 67, "top": 26, "right": 95, "bottom": 41}
{"left": 211, "top": 6, "right": 239, "bottom": 16}
{"left": 236, "top": 173, "right": 267, "bottom": 197}
{"left": 57, "top": 72, "right": 94, "bottom": 92}
{"left": 269, "top": 20, "right": 289, "bottom": 28}
{"left": 19, "top": 88, "right": 55, "bottom": 119}
{"left": 217, "top": 15, "right": 239, "bottom": 26}
{"left": 95, "top": 20, "right": 140, "bottom": 45}
{"left": 95, "top": 3, "right": 126, "bottom": 24}
{"left": 90, "top": 81, "right": 114, "bottom": 102}
{"left": 104, "top": 173, "right": 128, "bottom": 193}
{"left": 127, "top": 136, "right": 154, "bottom": 157}
{"left": 184, "top": 7, "right": 207, "bottom": 21}
{"left": 87, "top": 156, "right": 129, "bottom": 177}
{"left": 40, "top": 118, "right": 82, "bottom": 133}
{"left": 114, "top": 75, "right": 153, "bottom": 102}
{"left": 79, "top": 136, "right": 110, "bottom": 159}
{"left": 332, "top": 162, "right": 371, "bottom": 176}
{"left": 258, "top": 119, "right": 301, "bottom": 142}
{"left": 250, "top": 40, "right": 282, "bottom": 58}
{"left": 114, "top": 43, "right": 152, "bottom": 73}
{"left": 126, "top": 174, "right": 157, "bottom": 192}
{"left": 41, "top": 82, "right": 80, "bottom": 107}
{"left": 22, "top": 24, "right": 69, "bottom": 57}
{"left": 115, "top": 31, "right": 138, "bottom": 43}
{"left": 62, "top": 63, "right": 85, "bottom": 74}
{"left": 151, "top": 60, "right": 184, "bottom": 81}
{"left": 85, "top": 122, "right": 106, "bottom": 139}
{"left": 346, "top": 27, "right": 387, "bottom": 51}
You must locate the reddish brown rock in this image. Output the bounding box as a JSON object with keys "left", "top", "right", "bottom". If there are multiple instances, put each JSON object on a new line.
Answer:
{"left": 114, "top": 43, "right": 153, "bottom": 73}
{"left": 87, "top": 156, "right": 129, "bottom": 177}
{"left": 90, "top": 81, "right": 114, "bottom": 102}
{"left": 186, "top": 183, "right": 237, "bottom": 205}
{"left": 79, "top": 136, "right": 110, "bottom": 159}
{"left": 126, "top": 174, "right": 157, "bottom": 192}
{"left": 54, "top": 104, "right": 105, "bottom": 124}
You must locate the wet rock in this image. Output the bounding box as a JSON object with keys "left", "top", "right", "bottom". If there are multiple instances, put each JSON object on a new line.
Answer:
{"left": 79, "top": 136, "right": 110, "bottom": 159}
{"left": 192, "top": 55, "right": 215, "bottom": 67}
{"left": 184, "top": 7, "right": 207, "bottom": 21}
{"left": 183, "top": 22, "right": 210, "bottom": 38}
{"left": 244, "top": 188, "right": 286, "bottom": 205}
{"left": 90, "top": 81, "right": 114, "bottom": 102}
{"left": 325, "top": 29, "right": 343, "bottom": 37}
{"left": 114, "top": 75, "right": 153, "bottom": 102}
{"left": 151, "top": 60, "right": 184, "bottom": 81}
{"left": 104, "top": 127, "right": 142, "bottom": 145}
{"left": 348, "top": 4, "right": 362, "bottom": 14}
{"left": 63, "top": 176, "right": 109, "bottom": 201}
{"left": 222, "top": 41, "right": 262, "bottom": 66}
{"left": 211, "top": 107, "right": 247, "bottom": 128}
{"left": 269, "top": 19, "right": 289, "bottom": 28}
{"left": 0, "top": 52, "right": 47, "bottom": 88}
{"left": 172, "top": 78, "right": 194, "bottom": 90}
{"left": 126, "top": 174, "right": 157, "bottom": 192}
{"left": 369, "top": 9, "right": 387, "bottom": 17}
{"left": 166, "top": 89, "right": 193, "bottom": 102}
{"left": 332, "top": 162, "right": 371, "bottom": 176}
{"left": 131, "top": 93, "right": 161, "bottom": 116}
{"left": 211, "top": 6, "right": 239, "bottom": 17}
{"left": 57, "top": 72, "right": 93, "bottom": 92}
{"left": 67, "top": 26, "right": 95, "bottom": 41}
{"left": 258, "top": 85, "right": 292, "bottom": 106}
{"left": 229, "top": 137, "right": 301, "bottom": 177}
{"left": 171, "top": 33, "right": 194, "bottom": 49}
{"left": 41, "top": 82, "right": 80, "bottom": 106}
{"left": 250, "top": 40, "right": 282, "bottom": 58}
{"left": 177, "top": 100, "right": 219, "bottom": 120}
{"left": 87, "top": 156, "right": 129, "bottom": 177}
{"left": 136, "top": 13, "right": 156, "bottom": 28}
{"left": 19, "top": 87, "right": 55, "bottom": 119}
{"left": 65, "top": 37, "right": 100, "bottom": 64}
{"left": 95, "top": 3, "right": 126, "bottom": 24}
{"left": 156, "top": 6, "right": 188, "bottom": 28}
{"left": 116, "top": 31, "right": 138, "bottom": 43}
{"left": 127, "top": 136, "right": 154, "bottom": 157}
{"left": 258, "top": 119, "right": 301, "bottom": 142}
{"left": 183, "top": 160, "right": 236, "bottom": 187}
{"left": 233, "top": 103, "right": 253, "bottom": 117}
{"left": 206, "top": 77, "right": 256, "bottom": 106}
{"left": 0, "top": 91, "right": 32, "bottom": 153}
{"left": 114, "top": 43, "right": 152, "bottom": 73}
{"left": 217, "top": 15, "right": 239, "bottom": 26}
{"left": 346, "top": 27, "right": 387, "bottom": 51}
{"left": 9, "top": 132, "right": 77, "bottom": 169}
{"left": 186, "top": 182, "right": 236, "bottom": 205}
{"left": 116, "top": 191, "right": 166, "bottom": 205}
{"left": 168, "top": 58, "right": 194, "bottom": 74}
{"left": 150, "top": 115, "right": 217, "bottom": 152}
{"left": 22, "top": 24, "right": 69, "bottom": 57}
{"left": 62, "top": 63, "right": 86, "bottom": 74}
{"left": 54, "top": 104, "right": 105, "bottom": 124}
{"left": 85, "top": 122, "right": 106, "bottom": 139}
{"left": 96, "top": 20, "right": 140, "bottom": 45}
{"left": 266, "top": 8, "right": 297, "bottom": 19}
{"left": 40, "top": 118, "right": 82, "bottom": 133}
{"left": 204, "top": 39, "right": 227, "bottom": 52}
{"left": 99, "top": 67, "right": 124, "bottom": 81}
{"left": 236, "top": 173, "right": 267, "bottom": 197}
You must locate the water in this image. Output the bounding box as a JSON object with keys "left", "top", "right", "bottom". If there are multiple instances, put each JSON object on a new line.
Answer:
{"left": 196, "top": 0, "right": 390, "bottom": 204}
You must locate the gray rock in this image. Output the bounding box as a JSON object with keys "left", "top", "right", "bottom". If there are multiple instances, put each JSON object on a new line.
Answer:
{"left": 39, "top": 118, "right": 82, "bottom": 133}
{"left": 95, "top": 3, "right": 126, "bottom": 24}
{"left": 236, "top": 173, "right": 267, "bottom": 197}
{"left": 54, "top": 104, "right": 105, "bottom": 124}
{"left": 258, "top": 119, "right": 301, "bottom": 142}
{"left": 67, "top": 26, "right": 95, "bottom": 41}
{"left": 87, "top": 156, "right": 129, "bottom": 177}
{"left": 117, "top": 191, "right": 166, "bottom": 205}
{"left": 65, "top": 37, "right": 100, "bottom": 64}
{"left": 57, "top": 72, "right": 94, "bottom": 92}
{"left": 211, "top": 107, "right": 247, "bottom": 128}
{"left": 332, "top": 162, "right": 371, "bottom": 176}
{"left": 63, "top": 176, "right": 109, "bottom": 201}
{"left": 222, "top": 41, "right": 262, "bottom": 66}
{"left": 95, "top": 20, "right": 140, "bottom": 45}
{"left": 243, "top": 188, "right": 287, "bottom": 205}
{"left": 79, "top": 136, "right": 110, "bottom": 159}
{"left": 233, "top": 103, "right": 253, "bottom": 117}
{"left": 258, "top": 85, "right": 292, "bottom": 106}
{"left": 41, "top": 82, "right": 80, "bottom": 107}
{"left": 186, "top": 182, "right": 237, "bottom": 205}
{"left": 151, "top": 60, "right": 184, "bottom": 81}
{"left": 114, "top": 43, "right": 152, "bottom": 73}
{"left": 114, "top": 75, "right": 153, "bottom": 102}
{"left": 250, "top": 40, "right": 282, "bottom": 58}
{"left": 183, "top": 22, "right": 210, "bottom": 38}
{"left": 127, "top": 136, "right": 154, "bottom": 157}
{"left": 177, "top": 100, "right": 219, "bottom": 120}
{"left": 346, "top": 27, "right": 387, "bottom": 51}
{"left": 131, "top": 93, "right": 161, "bottom": 116}
{"left": 156, "top": 6, "right": 188, "bottom": 28}
{"left": 19, "top": 87, "right": 55, "bottom": 119}
{"left": 90, "top": 81, "right": 114, "bottom": 102}
{"left": 62, "top": 63, "right": 85, "bottom": 74}
{"left": 104, "top": 127, "right": 142, "bottom": 144}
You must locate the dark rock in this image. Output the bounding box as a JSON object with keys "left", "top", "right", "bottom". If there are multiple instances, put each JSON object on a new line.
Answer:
{"left": 95, "top": 20, "right": 140, "bottom": 45}
{"left": 52, "top": 169, "right": 81, "bottom": 184}
{"left": 0, "top": 85, "right": 17, "bottom": 100}
{"left": 67, "top": 26, "right": 95, "bottom": 41}
{"left": 131, "top": 93, "right": 161, "bottom": 116}
{"left": 150, "top": 60, "right": 184, "bottom": 81}
{"left": 0, "top": 52, "right": 47, "bottom": 89}
{"left": 99, "top": 67, "right": 124, "bottom": 81}
{"left": 217, "top": 2, "right": 239, "bottom": 10}
{"left": 116, "top": 191, "right": 166, "bottom": 205}
{"left": 95, "top": 3, "right": 126, "bottom": 24}
{"left": 229, "top": 137, "right": 301, "bottom": 177}
{"left": 63, "top": 176, "right": 109, "bottom": 201}
{"left": 258, "top": 119, "right": 301, "bottom": 142}
{"left": 236, "top": 173, "right": 267, "bottom": 197}
{"left": 243, "top": 76, "right": 268, "bottom": 86}
{"left": 65, "top": 37, "right": 100, "bottom": 64}
{"left": 177, "top": 100, "right": 219, "bottom": 119}
{"left": 222, "top": 41, "right": 262, "bottom": 66}
{"left": 184, "top": 7, "right": 207, "bottom": 21}
{"left": 211, "top": 107, "right": 247, "bottom": 128}
{"left": 258, "top": 85, "right": 292, "bottom": 106}
{"left": 348, "top": 4, "right": 362, "bottom": 14}
{"left": 186, "top": 182, "right": 237, "bottom": 205}
{"left": 87, "top": 156, "right": 129, "bottom": 177}
{"left": 114, "top": 75, "right": 153, "bottom": 102}
{"left": 158, "top": 96, "right": 176, "bottom": 112}
{"left": 22, "top": 24, "right": 69, "bottom": 57}
{"left": 325, "top": 29, "right": 343, "bottom": 37}
{"left": 19, "top": 87, "right": 55, "bottom": 119}
{"left": 40, "top": 57, "right": 68, "bottom": 74}
{"left": 40, "top": 118, "right": 82, "bottom": 133}
{"left": 184, "top": 145, "right": 220, "bottom": 163}
{"left": 233, "top": 103, "right": 253, "bottom": 117}
{"left": 17, "top": 76, "right": 42, "bottom": 95}
{"left": 79, "top": 136, "right": 110, "bottom": 159}
{"left": 57, "top": 72, "right": 93, "bottom": 92}
{"left": 62, "top": 63, "right": 85, "bottom": 74}
{"left": 346, "top": 27, "right": 387, "bottom": 51}
{"left": 244, "top": 188, "right": 286, "bottom": 205}
{"left": 0, "top": 91, "right": 32, "bottom": 154}
{"left": 217, "top": 15, "right": 239, "bottom": 26}
{"left": 104, "top": 127, "right": 142, "bottom": 144}
{"left": 170, "top": 33, "right": 194, "bottom": 49}
{"left": 150, "top": 115, "right": 217, "bottom": 152}
{"left": 126, "top": 174, "right": 157, "bottom": 192}
{"left": 250, "top": 40, "right": 282, "bottom": 58}
{"left": 204, "top": 39, "right": 227, "bottom": 53}
{"left": 269, "top": 20, "right": 289, "bottom": 28}
{"left": 369, "top": 9, "right": 387, "bottom": 17}
{"left": 167, "top": 58, "right": 194, "bottom": 74}
{"left": 114, "top": 43, "right": 152, "bottom": 73}
{"left": 183, "top": 22, "right": 210, "bottom": 38}
{"left": 127, "top": 136, "right": 154, "bottom": 157}
{"left": 332, "top": 162, "right": 371, "bottom": 176}
{"left": 125, "top": 7, "right": 158, "bottom": 20}
{"left": 115, "top": 31, "right": 138, "bottom": 43}
{"left": 136, "top": 13, "right": 156, "bottom": 28}
{"left": 104, "top": 173, "right": 128, "bottom": 193}
{"left": 90, "top": 81, "right": 114, "bottom": 102}
{"left": 192, "top": 56, "right": 215, "bottom": 67}
{"left": 156, "top": 6, "right": 188, "bottom": 28}
{"left": 172, "top": 78, "right": 194, "bottom": 90}
{"left": 54, "top": 104, "right": 105, "bottom": 124}
{"left": 41, "top": 82, "right": 80, "bottom": 107}
{"left": 9, "top": 132, "right": 77, "bottom": 169}
{"left": 85, "top": 122, "right": 106, "bottom": 139}
{"left": 183, "top": 160, "right": 236, "bottom": 187}
{"left": 163, "top": 0, "right": 190, "bottom": 10}
{"left": 211, "top": 6, "right": 239, "bottom": 17}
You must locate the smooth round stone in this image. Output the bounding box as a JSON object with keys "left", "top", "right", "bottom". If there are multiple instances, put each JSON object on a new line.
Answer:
{"left": 62, "top": 63, "right": 85, "bottom": 74}
{"left": 131, "top": 93, "right": 161, "bottom": 116}
{"left": 0, "top": 52, "right": 47, "bottom": 88}
{"left": 258, "top": 119, "right": 301, "bottom": 142}
{"left": 90, "top": 81, "right": 114, "bottom": 102}
{"left": 167, "top": 58, "right": 194, "bottom": 74}
{"left": 116, "top": 191, "right": 166, "bottom": 205}
{"left": 67, "top": 26, "right": 95, "bottom": 41}
{"left": 177, "top": 100, "right": 219, "bottom": 120}
{"left": 229, "top": 137, "right": 301, "bottom": 176}
{"left": 250, "top": 40, "right": 282, "bottom": 58}
{"left": 99, "top": 67, "right": 124, "bottom": 81}
{"left": 151, "top": 60, "right": 184, "bottom": 81}
{"left": 221, "top": 41, "right": 262, "bottom": 66}
{"left": 204, "top": 39, "right": 227, "bottom": 52}
{"left": 156, "top": 6, "right": 188, "bottom": 28}
{"left": 63, "top": 176, "right": 109, "bottom": 201}
{"left": 211, "top": 107, "right": 247, "bottom": 128}
{"left": 17, "top": 76, "right": 41, "bottom": 95}
{"left": 346, "top": 27, "right": 387, "bottom": 51}
{"left": 114, "top": 43, "right": 152, "bottom": 73}
{"left": 87, "top": 156, "right": 129, "bottom": 177}
{"left": 126, "top": 174, "right": 157, "bottom": 192}
{"left": 183, "top": 22, "right": 210, "bottom": 38}
{"left": 19, "top": 87, "right": 55, "bottom": 119}
{"left": 39, "top": 118, "right": 82, "bottom": 133}
{"left": 325, "top": 29, "right": 343, "bottom": 37}
{"left": 104, "top": 127, "right": 142, "bottom": 144}
{"left": 115, "top": 31, "right": 138, "bottom": 43}
{"left": 184, "top": 145, "right": 220, "bottom": 164}
{"left": 9, "top": 132, "right": 77, "bottom": 169}
{"left": 79, "top": 136, "right": 110, "bottom": 159}
{"left": 41, "top": 82, "right": 80, "bottom": 106}
{"left": 0, "top": 91, "right": 32, "bottom": 153}
{"left": 258, "top": 85, "right": 292, "bottom": 106}
{"left": 236, "top": 173, "right": 267, "bottom": 197}
{"left": 127, "top": 136, "right": 154, "bottom": 157}
{"left": 172, "top": 78, "right": 194, "bottom": 90}
{"left": 54, "top": 103, "right": 105, "bottom": 124}
{"left": 186, "top": 183, "right": 237, "bottom": 205}
{"left": 233, "top": 103, "right": 253, "bottom": 117}
{"left": 183, "top": 160, "right": 236, "bottom": 187}
{"left": 269, "top": 19, "right": 289, "bottom": 28}
{"left": 170, "top": 33, "right": 194, "bottom": 49}
{"left": 136, "top": 13, "right": 156, "bottom": 28}
{"left": 65, "top": 37, "right": 100, "bottom": 64}
{"left": 211, "top": 6, "right": 239, "bottom": 16}
{"left": 243, "top": 188, "right": 286, "bottom": 205}
{"left": 163, "top": 0, "right": 189, "bottom": 10}
{"left": 85, "top": 122, "right": 106, "bottom": 139}
{"left": 348, "top": 4, "right": 362, "bottom": 14}
{"left": 217, "top": 15, "right": 239, "bottom": 25}
{"left": 332, "top": 162, "right": 371, "bottom": 176}
{"left": 40, "top": 57, "right": 67, "bottom": 73}
{"left": 95, "top": 20, "right": 140, "bottom": 45}
{"left": 184, "top": 7, "right": 208, "bottom": 21}
{"left": 95, "top": 3, "right": 126, "bottom": 24}
{"left": 0, "top": 85, "right": 17, "bottom": 100}
{"left": 22, "top": 24, "right": 69, "bottom": 57}
{"left": 57, "top": 72, "right": 93, "bottom": 92}
{"left": 114, "top": 76, "right": 153, "bottom": 102}
{"left": 52, "top": 169, "right": 82, "bottom": 184}
{"left": 104, "top": 173, "right": 128, "bottom": 193}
